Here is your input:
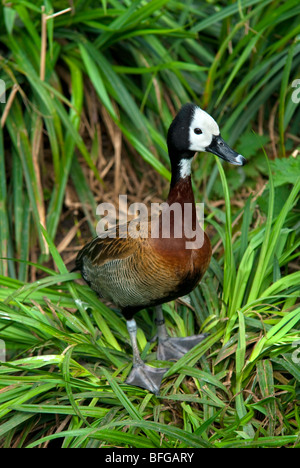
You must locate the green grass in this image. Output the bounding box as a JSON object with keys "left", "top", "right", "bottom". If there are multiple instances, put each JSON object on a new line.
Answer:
{"left": 0, "top": 0, "right": 299, "bottom": 448}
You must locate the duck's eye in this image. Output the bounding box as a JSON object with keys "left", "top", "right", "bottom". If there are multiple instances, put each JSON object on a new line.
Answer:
{"left": 194, "top": 128, "right": 202, "bottom": 135}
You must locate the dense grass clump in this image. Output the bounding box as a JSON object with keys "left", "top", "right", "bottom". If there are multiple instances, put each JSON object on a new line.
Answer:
{"left": 0, "top": 0, "right": 299, "bottom": 448}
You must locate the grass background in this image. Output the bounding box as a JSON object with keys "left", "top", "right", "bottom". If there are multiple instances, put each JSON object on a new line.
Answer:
{"left": 0, "top": 0, "right": 299, "bottom": 448}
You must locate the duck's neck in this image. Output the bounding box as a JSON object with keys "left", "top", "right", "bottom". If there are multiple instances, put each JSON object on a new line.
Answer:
{"left": 167, "top": 174, "right": 195, "bottom": 206}
{"left": 168, "top": 157, "right": 194, "bottom": 204}
{"left": 150, "top": 157, "right": 201, "bottom": 248}
{"left": 167, "top": 158, "right": 198, "bottom": 232}
{"left": 169, "top": 154, "right": 194, "bottom": 189}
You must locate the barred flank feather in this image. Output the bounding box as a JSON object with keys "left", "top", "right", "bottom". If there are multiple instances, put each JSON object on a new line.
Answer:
{"left": 75, "top": 213, "right": 211, "bottom": 319}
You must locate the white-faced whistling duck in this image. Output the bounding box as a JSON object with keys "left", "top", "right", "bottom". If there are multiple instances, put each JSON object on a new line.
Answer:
{"left": 75, "top": 103, "right": 246, "bottom": 395}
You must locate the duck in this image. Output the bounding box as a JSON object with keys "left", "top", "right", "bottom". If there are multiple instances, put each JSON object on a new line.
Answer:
{"left": 75, "top": 103, "right": 246, "bottom": 395}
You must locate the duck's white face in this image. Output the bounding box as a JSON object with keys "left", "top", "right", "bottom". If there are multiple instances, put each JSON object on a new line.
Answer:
{"left": 167, "top": 103, "right": 246, "bottom": 174}
{"left": 188, "top": 107, "right": 220, "bottom": 152}
{"left": 188, "top": 105, "right": 246, "bottom": 166}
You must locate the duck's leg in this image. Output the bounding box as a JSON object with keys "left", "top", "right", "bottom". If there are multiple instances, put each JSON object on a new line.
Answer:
{"left": 125, "top": 318, "right": 167, "bottom": 395}
{"left": 156, "top": 306, "right": 208, "bottom": 361}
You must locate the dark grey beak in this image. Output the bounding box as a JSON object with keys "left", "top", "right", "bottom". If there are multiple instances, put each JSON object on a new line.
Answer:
{"left": 206, "top": 134, "right": 246, "bottom": 166}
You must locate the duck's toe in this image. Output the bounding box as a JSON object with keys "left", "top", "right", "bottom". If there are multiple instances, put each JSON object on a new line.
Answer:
{"left": 157, "top": 334, "right": 208, "bottom": 361}
{"left": 126, "top": 363, "right": 168, "bottom": 395}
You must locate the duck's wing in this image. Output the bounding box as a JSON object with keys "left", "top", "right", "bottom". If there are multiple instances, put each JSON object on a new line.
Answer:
{"left": 75, "top": 222, "right": 143, "bottom": 271}
{"left": 75, "top": 222, "right": 158, "bottom": 308}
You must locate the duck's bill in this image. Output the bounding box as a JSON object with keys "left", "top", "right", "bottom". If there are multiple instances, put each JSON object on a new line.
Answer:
{"left": 206, "top": 134, "right": 246, "bottom": 166}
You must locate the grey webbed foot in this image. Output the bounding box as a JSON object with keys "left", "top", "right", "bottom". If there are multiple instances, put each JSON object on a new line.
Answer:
{"left": 125, "top": 318, "right": 167, "bottom": 394}
{"left": 157, "top": 333, "right": 208, "bottom": 361}
{"left": 126, "top": 363, "right": 167, "bottom": 395}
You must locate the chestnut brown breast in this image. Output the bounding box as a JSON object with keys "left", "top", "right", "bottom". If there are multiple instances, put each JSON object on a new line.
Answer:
{"left": 76, "top": 176, "right": 212, "bottom": 319}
